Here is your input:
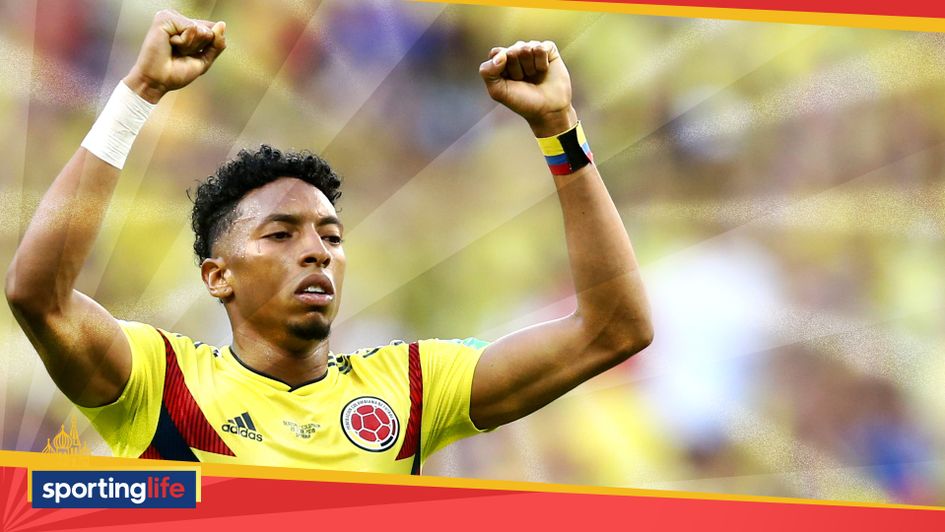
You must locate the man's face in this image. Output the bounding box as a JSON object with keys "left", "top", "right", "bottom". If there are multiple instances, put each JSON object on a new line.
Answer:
{"left": 211, "top": 177, "right": 345, "bottom": 343}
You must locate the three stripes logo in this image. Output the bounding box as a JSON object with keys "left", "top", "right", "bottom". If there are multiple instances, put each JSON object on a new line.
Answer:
{"left": 221, "top": 412, "right": 263, "bottom": 442}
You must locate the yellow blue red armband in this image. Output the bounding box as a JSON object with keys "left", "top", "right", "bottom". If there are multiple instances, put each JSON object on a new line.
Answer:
{"left": 536, "top": 121, "right": 594, "bottom": 176}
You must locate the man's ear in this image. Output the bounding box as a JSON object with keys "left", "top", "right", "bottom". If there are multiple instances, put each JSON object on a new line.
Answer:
{"left": 201, "top": 257, "right": 233, "bottom": 300}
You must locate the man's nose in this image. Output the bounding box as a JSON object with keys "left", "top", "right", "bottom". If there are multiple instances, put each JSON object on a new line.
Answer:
{"left": 299, "top": 231, "right": 331, "bottom": 267}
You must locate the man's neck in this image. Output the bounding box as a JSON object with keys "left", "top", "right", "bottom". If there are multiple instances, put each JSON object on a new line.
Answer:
{"left": 230, "top": 326, "right": 331, "bottom": 388}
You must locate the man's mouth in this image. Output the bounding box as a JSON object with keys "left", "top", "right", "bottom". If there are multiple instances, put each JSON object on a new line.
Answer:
{"left": 294, "top": 274, "right": 335, "bottom": 306}
{"left": 300, "top": 286, "right": 328, "bottom": 294}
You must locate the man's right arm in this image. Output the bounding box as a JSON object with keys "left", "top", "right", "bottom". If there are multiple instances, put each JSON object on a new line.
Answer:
{"left": 4, "top": 10, "right": 226, "bottom": 408}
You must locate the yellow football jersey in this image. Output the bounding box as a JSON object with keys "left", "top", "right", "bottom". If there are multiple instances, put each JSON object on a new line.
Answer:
{"left": 77, "top": 321, "right": 488, "bottom": 474}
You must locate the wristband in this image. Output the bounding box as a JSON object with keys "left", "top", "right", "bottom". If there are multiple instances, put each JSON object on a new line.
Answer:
{"left": 537, "top": 121, "right": 594, "bottom": 176}
{"left": 81, "top": 81, "right": 156, "bottom": 169}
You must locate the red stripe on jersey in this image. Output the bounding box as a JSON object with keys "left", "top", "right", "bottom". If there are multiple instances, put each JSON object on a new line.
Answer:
{"left": 395, "top": 342, "right": 423, "bottom": 472}
{"left": 140, "top": 445, "right": 162, "bottom": 459}
{"left": 156, "top": 331, "right": 235, "bottom": 457}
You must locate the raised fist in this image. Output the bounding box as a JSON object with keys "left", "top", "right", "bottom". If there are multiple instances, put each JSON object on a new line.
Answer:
{"left": 123, "top": 10, "right": 227, "bottom": 103}
{"left": 479, "top": 40, "right": 576, "bottom": 137}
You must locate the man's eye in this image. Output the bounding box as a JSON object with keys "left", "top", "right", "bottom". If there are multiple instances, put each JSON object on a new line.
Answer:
{"left": 323, "top": 235, "right": 344, "bottom": 245}
{"left": 267, "top": 231, "right": 291, "bottom": 240}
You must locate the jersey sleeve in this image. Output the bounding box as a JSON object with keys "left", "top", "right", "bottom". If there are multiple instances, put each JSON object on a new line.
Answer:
{"left": 418, "top": 338, "right": 490, "bottom": 461}
{"left": 75, "top": 320, "right": 165, "bottom": 457}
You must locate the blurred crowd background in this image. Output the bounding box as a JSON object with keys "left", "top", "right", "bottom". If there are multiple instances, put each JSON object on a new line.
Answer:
{"left": 1, "top": 0, "right": 943, "bottom": 506}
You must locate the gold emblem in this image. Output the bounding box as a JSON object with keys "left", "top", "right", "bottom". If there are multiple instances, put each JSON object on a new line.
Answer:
{"left": 41, "top": 414, "right": 91, "bottom": 455}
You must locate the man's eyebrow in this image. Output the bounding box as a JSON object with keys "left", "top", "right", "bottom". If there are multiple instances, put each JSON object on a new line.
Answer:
{"left": 317, "top": 215, "right": 344, "bottom": 230}
{"left": 258, "top": 213, "right": 302, "bottom": 225}
{"left": 257, "top": 212, "right": 343, "bottom": 230}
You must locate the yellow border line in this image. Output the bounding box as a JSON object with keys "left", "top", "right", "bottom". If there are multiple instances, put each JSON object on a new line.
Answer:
{"left": 416, "top": 0, "right": 945, "bottom": 32}
{"left": 3, "top": 450, "right": 942, "bottom": 512}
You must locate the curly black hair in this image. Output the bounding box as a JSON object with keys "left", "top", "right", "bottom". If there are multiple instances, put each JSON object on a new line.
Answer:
{"left": 190, "top": 145, "right": 342, "bottom": 263}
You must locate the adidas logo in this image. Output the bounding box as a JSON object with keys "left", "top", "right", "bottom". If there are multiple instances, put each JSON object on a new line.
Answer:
{"left": 221, "top": 412, "right": 263, "bottom": 442}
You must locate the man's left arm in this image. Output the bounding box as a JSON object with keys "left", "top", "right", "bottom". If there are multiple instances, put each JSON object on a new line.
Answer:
{"left": 470, "top": 40, "right": 653, "bottom": 430}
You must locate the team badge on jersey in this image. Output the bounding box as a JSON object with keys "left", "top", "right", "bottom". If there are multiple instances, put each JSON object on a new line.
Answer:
{"left": 341, "top": 397, "right": 399, "bottom": 452}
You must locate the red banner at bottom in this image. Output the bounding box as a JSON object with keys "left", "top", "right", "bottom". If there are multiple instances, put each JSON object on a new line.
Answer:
{"left": 2, "top": 463, "right": 943, "bottom": 531}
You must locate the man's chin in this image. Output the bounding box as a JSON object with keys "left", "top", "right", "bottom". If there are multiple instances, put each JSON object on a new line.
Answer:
{"left": 287, "top": 319, "right": 331, "bottom": 341}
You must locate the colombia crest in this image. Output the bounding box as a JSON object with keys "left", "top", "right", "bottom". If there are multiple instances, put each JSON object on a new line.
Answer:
{"left": 341, "top": 396, "right": 399, "bottom": 452}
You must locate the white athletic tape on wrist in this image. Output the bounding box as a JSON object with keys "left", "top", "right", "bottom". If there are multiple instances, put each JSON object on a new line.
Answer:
{"left": 80, "top": 81, "right": 156, "bottom": 169}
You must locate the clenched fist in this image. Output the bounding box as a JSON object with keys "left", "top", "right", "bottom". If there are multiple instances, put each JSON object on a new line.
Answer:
{"left": 479, "top": 40, "right": 577, "bottom": 138}
{"left": 123, "top": 10, "right": 227, "bottom": 103}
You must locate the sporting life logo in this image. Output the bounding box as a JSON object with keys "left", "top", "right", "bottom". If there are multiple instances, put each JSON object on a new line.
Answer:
{"left": 222, "top": 411, "right": 263, "bottom": 442}
{"left": 31, "top": 470, "right": 198, "bottom": 508}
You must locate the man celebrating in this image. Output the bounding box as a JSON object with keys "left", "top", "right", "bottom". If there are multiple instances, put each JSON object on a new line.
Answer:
{"left": 6, "top": 10, "right": 652, "bottom": 473}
